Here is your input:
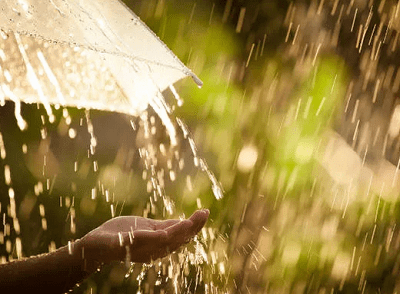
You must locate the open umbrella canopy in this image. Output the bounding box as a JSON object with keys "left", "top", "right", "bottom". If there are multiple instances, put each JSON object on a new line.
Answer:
{"left": 0, "top": 0, "right": 201, "bottom": 127}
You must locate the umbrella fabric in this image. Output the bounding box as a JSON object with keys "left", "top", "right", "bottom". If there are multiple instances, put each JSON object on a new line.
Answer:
{"left": 0, "top": 0, "right": 201, "bottom": 118}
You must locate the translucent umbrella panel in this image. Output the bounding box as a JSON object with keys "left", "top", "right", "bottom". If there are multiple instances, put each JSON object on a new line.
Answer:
{"left": 0, "top": 0, "right": 202, "bottom": 120}
{"left": 0, "top": 32, "right": 132, "bottom": 127}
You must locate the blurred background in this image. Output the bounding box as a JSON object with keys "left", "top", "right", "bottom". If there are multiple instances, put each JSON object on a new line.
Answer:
{"left": 2, "top": 0, "right": 400, "bottom": 293}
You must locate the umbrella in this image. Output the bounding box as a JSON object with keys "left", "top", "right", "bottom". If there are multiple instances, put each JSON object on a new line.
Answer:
{"left": 0, "top": 0, "right": 202, "bottom": 140}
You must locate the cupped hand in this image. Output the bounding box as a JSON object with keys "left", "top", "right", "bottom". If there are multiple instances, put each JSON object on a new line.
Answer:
{"left": 78, "top": 209, "right": 209, "bottom": 270}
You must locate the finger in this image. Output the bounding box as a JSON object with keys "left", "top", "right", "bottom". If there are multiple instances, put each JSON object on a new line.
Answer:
{"left": 189, "top": 209, "right": 210, "bottom": 223}
{"left": 165, "top": 219, "right": 194, "bottom": 241}
{"left": 189, "top": 209, "right": 209, "bottom": 234}
{"left": 155, "top": 210, "right": 209, "bottom": 231}
{"left": 154, "top": 219, "right": 181, "bottom": 230}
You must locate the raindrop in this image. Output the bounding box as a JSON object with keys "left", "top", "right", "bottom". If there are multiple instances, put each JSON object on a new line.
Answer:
{"left": 0, "top": 29, "right": 9, "bottom": 40}
{"left": 68, "top": 128, "right": 76, "bottom": 139}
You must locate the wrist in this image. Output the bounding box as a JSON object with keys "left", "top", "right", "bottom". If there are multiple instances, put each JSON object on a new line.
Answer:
{"left": 71, "top": 239, "right": 95, "bottom": 275}
{"left": 74, "top": 237, "right": 109, "bottom": 275}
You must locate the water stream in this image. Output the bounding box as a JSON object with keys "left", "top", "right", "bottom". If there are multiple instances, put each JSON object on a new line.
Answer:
{"left": 0, "top": 3, "right": 224, "bottom": 292}
{"left": 3, "top": 0, "right": 400, "bottom": 293}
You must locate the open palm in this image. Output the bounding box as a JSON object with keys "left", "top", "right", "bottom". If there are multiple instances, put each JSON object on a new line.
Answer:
{"left": 79, "top": 209, "right": 209, "bottom": 269}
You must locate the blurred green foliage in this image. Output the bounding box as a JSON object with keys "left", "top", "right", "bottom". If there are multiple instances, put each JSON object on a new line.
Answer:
{"left": 1, "top": 0, "right": 399, "bottom": 293}
{"left": 126, "top": 1, "right": 361, "bottom": 293}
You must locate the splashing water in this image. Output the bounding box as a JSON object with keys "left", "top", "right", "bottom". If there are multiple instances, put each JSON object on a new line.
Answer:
{"left": 0, "top": 1, "right": 226, "bottom": 294}
{"left": 122, "top": 0, "right": 400, "bottom": 293}
{"left": 13, "top": 0, "right": 400, "bottom": 292}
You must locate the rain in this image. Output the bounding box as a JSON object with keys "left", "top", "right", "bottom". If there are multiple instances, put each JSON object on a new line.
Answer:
{"left": 1, "top": 0, "right": 400, "bottom": 293}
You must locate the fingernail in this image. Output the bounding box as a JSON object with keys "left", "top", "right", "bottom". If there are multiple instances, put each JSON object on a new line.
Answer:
{"left": 202, "top": 209, "right": 210, "bottom": 216}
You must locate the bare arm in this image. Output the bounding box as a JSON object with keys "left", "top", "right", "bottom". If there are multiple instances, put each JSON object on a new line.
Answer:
{"left": 0, "top": 240, "right": 88, "bottom": 294}
{"left": 0, "top": 209, "right": 209, "bottom": 294}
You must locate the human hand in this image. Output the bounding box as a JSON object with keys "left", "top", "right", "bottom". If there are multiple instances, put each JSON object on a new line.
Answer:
{"left": 78, "top": 209, "right": 209, "bottom": 271}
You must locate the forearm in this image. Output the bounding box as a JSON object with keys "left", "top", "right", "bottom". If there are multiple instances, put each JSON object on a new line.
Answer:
{"left": 0, "top": 239, "right": 92, "bottom": 294}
